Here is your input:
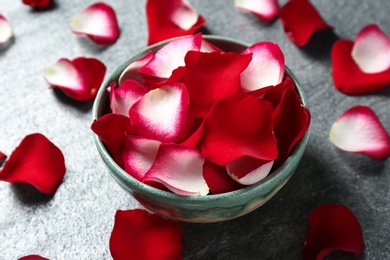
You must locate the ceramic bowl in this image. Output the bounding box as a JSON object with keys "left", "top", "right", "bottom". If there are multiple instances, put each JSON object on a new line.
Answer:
{"left": 92, "top": 35, "right": 309, "bottom": 223}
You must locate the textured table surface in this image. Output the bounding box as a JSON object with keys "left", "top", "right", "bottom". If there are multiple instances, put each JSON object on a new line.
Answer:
{"left": 1, "top": 1, "right": 390, "bottom": 259}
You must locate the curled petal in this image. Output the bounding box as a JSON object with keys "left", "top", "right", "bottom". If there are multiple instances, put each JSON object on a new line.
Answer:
{"left": 18, "top": 255, "right": 49, "bottom": 260}
{"left": 146, "top": 0, "right": 205, "bottom": 45}
{"left": 303, "top": 204, "right": 365, "bottom": 260}
{"left": 329, "top": 106, "right": 390, "bottom": 160}
{"left": 235, "top": 0, "right": 279, "bottom": 22}
{"left": 226, "top": 157, "right": 274, "bottom": 185}
{"left": 22, "top": 0, "right": 50, "bottom": 9}
{"left": 110, "top": 209, "right": 182, "bottom": 260}
{"left": 139, "top": 33, "right": 202, "bottom": 79}
{"left": 201, "top": 93, "right": 278, "bottom": 166}
{"left": 0, "top": 15, "right": 12, "bottom": 44}
{"left": 279, "top": 0, "right": 332, "bottom": 46}
{"left": 351, "top": 24, "right": 390, "bottom": 74}
{"left": 144, "top": 143, "right": 209, "bottom": 196}
{"left": 109, "top": 80, "right": 148, "bottom": 117}
{"left": 241, "top": 42, "right": 284, "bottom": 92}
{"left": 262, "top": 76, "right": 295, "bottom": 108}
{"left": 70, "top": 2, "right": 119, "bottom": 45}
{"left": 0, "top": 133, "right": 66, "bottom": 194}
{"left": 122, "top": 135, "right": 161, "bottom": 181}
{"left": 118, "top": 51, "right": 154, "bottom": 85}
{"left": 130, "top": 83, "right": 193, "bottom": 142}
{"left": 43, "top": 57, "right": 106, "bottom": 101}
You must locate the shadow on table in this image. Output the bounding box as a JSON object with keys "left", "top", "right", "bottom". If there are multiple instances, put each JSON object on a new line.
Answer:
{"left": 301, "top": 31, "right": 340, "bottom": 59}
{"left": 52, "top": 88, "right": 95, "bottom": 113}
{"left": 11, "top": 183, "right": 54, "bottom": 205}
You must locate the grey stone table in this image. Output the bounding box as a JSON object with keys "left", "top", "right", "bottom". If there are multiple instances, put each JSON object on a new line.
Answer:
{"left": 1, "top": 1, "right": 389, "bottom": 259}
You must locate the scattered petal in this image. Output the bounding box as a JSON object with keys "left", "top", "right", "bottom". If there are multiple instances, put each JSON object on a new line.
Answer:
{"left": 226, "top": 157, "right": 274, "bottom": 185}
{"left": 329, "top": 106, "right": 390, "bottom": 160}
{"left": 352, "top": 24, "right": 390, "bottom": 74}
{"left": 70, "top": 2, "right": 120, "bottom": 45}
{"left": 240, "top": 42, "right": 284, "bottom": 92}
{"left": 44, "top": 57, "right": 106, "bottom": 101}
{"left": 146, "top": 0, "right": 206, "bottom": 45}
{"left": 18, "top": 255, "right": 49, "bottom": 260}
{"left": 110, "top": 209, "right": 182, "bottom": 260}
{"left": 0, "top": 133, "right": 66, "bottom": 194}
{"left": 0, "top": 15, "right": 12, "bottom": 44}
{"left": 22, "top": 0, "right": 50, "bottom": 9}
{"left": 118, "top": 51, "right": 155, "bottom": 85}
{"left": 279, "top": 0, "right": 332, "bottom": 46}
{"left": 235, "top": 0, "right": 279, "bottom": 22}
{"left": 144, "top": 143, "right": 209, "bottom": 196}
{"left": 303, "top": 204, "right": 365, "bottom": 260}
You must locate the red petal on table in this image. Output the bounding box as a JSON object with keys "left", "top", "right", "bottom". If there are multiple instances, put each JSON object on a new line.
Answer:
{"left": 144, "top": 143, "right": 209, "bottom": 196}
{"left": 122, "top": 135, "right": 161, "bottom": 181}
{"left": 0, "top": 133, "right": 65, "bottom": 194}
{"left": 91, "top": 113, "right": 134, "bottom": 167}
{"left": 130, "top": 83, "right": 193, "bottom": 143}
{"left": 203, "top": 160, "right": 244, "bottom": 194}
{"left": 240, "top": 42, "right": 284, "bottom": 92}
{"left": 70, "top": 2, "right": 119, "bottom": 45}
{"left": 200, "top": 93, "right": 277, "bottom": 166}
{"left": 0, "top": 15, "right": 12, "bottom": 44}
{"left": 226, "top": 157, "right": 274, "bottom": 185}
{"left": 351, "top": 24, "right": 390, "bottom": 74}
{"left": 279, "top": 0, "right": 332, "bottom": 46}
{"left": 329, "top": 106, "right": 390, "bottom": 160}
{"left": 110, "top": 209, "right": 182, "bottom": 260}
{"left": 139, "top": 33, "right": 202, "bottom": 79}
{"left": 332, "top": 39, "right": 390, "bottom": 95}
{"left": 303, "top": 204, "right": 365, "bottom": 260}
{"left": 184, "top": 51, "right": 252, "bottom": 117}
{"left": 235, "top": 0, "right": 279, "bottom": 22}
{"left": 18, "top": 255, "right": 49, "bottom": 260}
{"left": 118, "top": 51, "right": 154, "bottom": 85}
{"left": 109, "top": 80, "right": 148, "bottom": 117}
{"left": 43, "top": 57, "right": 106, "bottom": 101}
{"left": 22, "top": 0, "right": 50, "bottom": 9}
{"left": 146, "top": 0, "right": 205, "bottom": 45}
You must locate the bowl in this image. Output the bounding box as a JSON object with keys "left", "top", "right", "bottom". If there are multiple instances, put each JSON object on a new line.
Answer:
{"left": 92, "top": 35, "right": 309, "bottom": 223}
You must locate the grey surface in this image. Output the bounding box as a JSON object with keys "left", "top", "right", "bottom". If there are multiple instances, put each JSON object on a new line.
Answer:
{"left": 0, "top": 0, "right": 389, "bottom": 259}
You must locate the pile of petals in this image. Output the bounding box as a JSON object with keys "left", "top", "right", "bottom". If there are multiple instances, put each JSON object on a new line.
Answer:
{"left": 0, "top": 15, "right": 13, "bottom": 44}
{"left": 22, "top": 0, "right": 51, "bottom": 9}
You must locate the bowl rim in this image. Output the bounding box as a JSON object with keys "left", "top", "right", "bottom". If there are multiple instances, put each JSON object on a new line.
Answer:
{"left": 92, "top": 34, "right": 310, "bottom": 204}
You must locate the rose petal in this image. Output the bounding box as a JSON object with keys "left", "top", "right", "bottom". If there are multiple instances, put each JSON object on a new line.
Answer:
{"left": 329, "top": 106, "right": 390, "bottom": 160}
{"left": 200, "top": 39, "right": 223, "bottom": 52}
{"left": 352, "top": 24, "right": 390, "bottom": 74}
{"left": 0, "top": 151, "right": 6, "bottom": 167}
{"left": 139, "top": 33, "right": 202, "bottom": 79}
{"left": 43, "top": 57, "right": 106, "bottom": 101}
{"left": 109, "top": 80, "right": 148, "bottom": 117}
{"left": 184, "top": 50, "right": 252, "bottom": 116}
{"left": 118, "top": 51, "right": 155, "bottom": 85}
{"left": 303, "top": 205, "right": 365, "bottom": 260}
{"left": 226, "top": 157, "right": 274, "bottom": 185}
{"left": 0, "top": 15, "right": 12, "bottom": 44}
{"left": 146, "top": 0, "right": 205, "bottom": 45}
{"left": 0, "top": 133, "right": 66, "bottom": 194}
{"left": 70, "top": 2, "right": 120, "bottom": 45}
{"left": 200, "top": 93, "right": 278, "bottom": 166}
{"left": 130, "top": 83, "right": 193, "bottom": 142}
{"left": 22, "top": 0, "right": 50, "bottom": 9}
{"left": 18, "top": 255, "right": 49, "bottom": 260}
{"left": 203, "top": 160, "right": 244, "bottom": 194}
{"left": 279, "top": 0, "right": 332, "bottom": 46}
{"left": 110, "top": 209, "right": 182, "bottom": 260}
{"left": 240, "top": 42, "right": 284, "bottom": 92}
{"left": 235, "top": 0, "right": 279, "bottom": 22}
{"left": 122, "top": 135, "right": 161, "bottom": 181}
{"left": 262, "top": 76, "right": 295, "bottom": 108}
{"left": 144, "top": 143, "right": 209, "bottom": 196}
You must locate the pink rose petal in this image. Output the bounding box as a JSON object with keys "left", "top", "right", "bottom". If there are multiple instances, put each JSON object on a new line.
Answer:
{"left": 0, "top": 15, "right": 12, "bottom": 44}
{"left": 70, "top": 2, "right": 120, "bottom": 45}
{"left": 351, "top": 24, "right": 390, "bottom": 74}
{"left": 329, "top": 106, "right": 390, "bottom": 160}
{"left": 240, "top": 42, "right": 285, "bottom": 92}
{"left": 235, "top": 0, "right": 279, "bottom": 22}
{"left": 18, "top": 255, "right": 49, "bottom": 260}
{"left": 0, "top": 133, "right": 66, "bottom": 194}
{"left": 144, "top": 143, "right": 209, "bottom": 196}
{"left": 22, "top": 0, "right": 50, "bottom": 9}
{"left": 43, "top": 57, "right": 106, "bottom": 101}
{"left": 118, "top": 51, "right": 155, "bottom": 85}
{"left": 226, "top": 157, "right": 274, "bottom": 185}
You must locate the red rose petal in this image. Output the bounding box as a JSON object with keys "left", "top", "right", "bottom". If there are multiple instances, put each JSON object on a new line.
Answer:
{"left": 263, "top": 76, "right": 295, "bottom": 108}
{"left": 0, "top": 133, "right": 66, "bottom": 194}
{"left": 329, "top": 106, "right": 390, "bottom": 160}
{"left": 279, "top": 0, "right": 332, "bottom": 46}
{"left": 235, "top": 0, "right": 279, "bottom": 23}
{"left": 200, "top": 93, "right": 278, "bottom": 166}
{"left": 0, "top": 15, "right": 12, "bottom": 44}
{"left": 43, "top": 57, "right": 106, "bottom": 101}
{"left": 110, "top": 209, "right": 182, "bottom": 260}
{"left": 303, "top": 204, "right": 365, "bottom": 260}
{"left": 118, "top": 51, "right": 155, "bottom": 85}
{"left": 146, "top": 0, "right": 206, "bottom": 45}
{"left": 18, "top": 255, "right": 49, "bottom": 260}
{"left": 226, "top": 157, "right": 274, "bottom": 185}
{"left": 22, "top": 0, "right": 50, "bottom": 9}
{"left": 70, "top": 2, "right": 120, "bottom": 45}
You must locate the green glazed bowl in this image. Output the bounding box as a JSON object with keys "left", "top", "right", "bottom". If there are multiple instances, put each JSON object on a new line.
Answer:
{"left": 92, "top": 35, "right": 309, "bottom": 223}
